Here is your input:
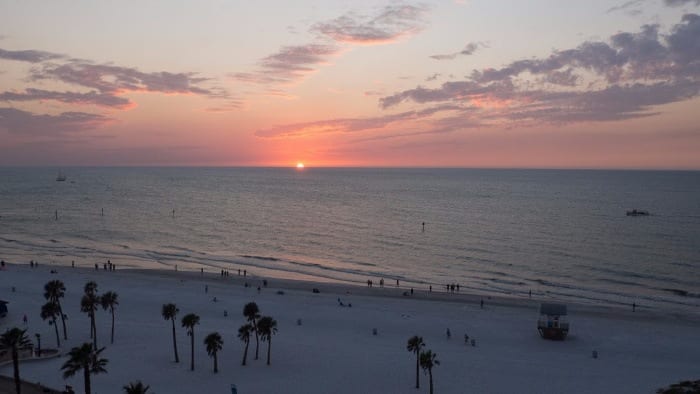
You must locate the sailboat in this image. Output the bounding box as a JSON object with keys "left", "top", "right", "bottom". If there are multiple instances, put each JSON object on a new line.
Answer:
{"left": 56, "top": 170, "right": 67, "bottom": 182}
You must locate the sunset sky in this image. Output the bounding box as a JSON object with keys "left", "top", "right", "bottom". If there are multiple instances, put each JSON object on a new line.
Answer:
{"left": 1, "top": 0, "right": 699, "bottom": 169}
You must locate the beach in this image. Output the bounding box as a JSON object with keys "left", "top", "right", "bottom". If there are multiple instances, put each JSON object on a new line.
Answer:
{"left": 1, "top": 262, "right": 699, "bottom": 394}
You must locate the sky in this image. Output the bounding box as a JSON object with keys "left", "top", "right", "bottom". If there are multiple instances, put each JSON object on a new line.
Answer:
{"left": 1, "top": 0, "right": 699, "bottom": 169}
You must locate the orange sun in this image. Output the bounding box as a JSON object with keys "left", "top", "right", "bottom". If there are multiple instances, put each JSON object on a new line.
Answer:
{"left": 296, "top": 162, "right": 305, "bottom": 169}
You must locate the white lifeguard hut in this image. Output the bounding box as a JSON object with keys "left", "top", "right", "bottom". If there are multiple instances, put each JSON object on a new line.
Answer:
{"left": 537, "top": 303, "right": 569, "bottom": 340}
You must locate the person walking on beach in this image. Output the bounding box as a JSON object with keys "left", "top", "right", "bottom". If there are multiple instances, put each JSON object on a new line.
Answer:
{"left": 23, "top": 314, "right": 28, "bottom": 325}
{"left": 446, "top": 328, "right": 451, "bottom": 339}
{"left": 480, "top": 299, "right": 484, "bottom": 309}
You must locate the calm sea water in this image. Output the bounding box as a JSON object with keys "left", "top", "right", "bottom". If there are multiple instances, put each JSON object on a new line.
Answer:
{"left": 1, "top": 167, "right": 699, "bottom": 313}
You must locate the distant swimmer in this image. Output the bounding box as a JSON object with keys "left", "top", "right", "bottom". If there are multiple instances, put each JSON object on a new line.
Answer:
{"left": 422, "top": 222, "right": 425, "bottom": 232}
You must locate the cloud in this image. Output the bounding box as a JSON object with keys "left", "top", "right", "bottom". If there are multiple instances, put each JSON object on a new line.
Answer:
{"left": 1, "top": 45, "right": 232, "bottom": 114}
{"left": 312, "top": 4, "right": 428, "bottom": 45}
{"left": 506, "top": 80, "right": 699, "bottom": 123}
{"left": 0, "top": 107, "right": 112, "bottom": 135}
{"left": 379, "top": 13, "right": 700, "bottom": 127}
{"left": 0, "top": 88, "right": 133, "bottom": 109}
{"left": 0, "top": 48, "right": 235, "bottom": 135}
{"left": 664, "top": 0, "right": 700, "bottom": 7}
{"left": 430, "top": 42, "right": 481, "bottom": 60}
{"left": 30, "top": 62, "right": 214, "bottom": 96}
{"left": 0, "top": 48, "right": 64, "bottom": 63}
{"left": 255, "top": 104, "right": 463, "bottom": 138}
{"left": 232, "top": 44, "right": 340, "bottom": 84}
{"left": 236, "top": 4, "right": 428, "bottom": 85}
{"left": 607, "top": 0, "right": 646, "bottom": 15}
{"left": 203, "top": 99, "right": 245, "bottom": 113}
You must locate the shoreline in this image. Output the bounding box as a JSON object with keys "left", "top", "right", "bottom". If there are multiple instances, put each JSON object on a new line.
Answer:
{"left": 6, "top": 262, "right": 699, "bottom": 326}
{"left": 2, "top": 235, "right": 698, "bottom": 317}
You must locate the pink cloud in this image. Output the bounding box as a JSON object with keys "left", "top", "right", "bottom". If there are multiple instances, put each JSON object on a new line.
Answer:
{"left": 312, "top": 4, "right": 428, "bottom": 45}
{"left": 232, "top": 44, "right": 340, "bottom": 84}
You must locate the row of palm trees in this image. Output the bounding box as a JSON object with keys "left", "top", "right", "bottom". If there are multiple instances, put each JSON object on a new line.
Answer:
{"left": 239, "top": 302, "right": 278, "bottom": 366}
{"left": 5, "top": 281, "right": 283, "bottom": 393}
{"left": 162, "top": 305, "right": 221, "bottom": 373}
{"left": 161, "top": 301, "right": 278, "bottom": 375}
{"left": 0, "top": 279, "right": 129, "bottom": 394}
{"left": 38, "top": 280, "right": 120, "bottom": 394}
{"left": 39, "top": 280, "right": 119, "bottom": 350}
{"left": 80, "top": 281, "right": 119, "bottom": 348}
{"left": 407, "top": 335, "right": 440, "bottom": 394}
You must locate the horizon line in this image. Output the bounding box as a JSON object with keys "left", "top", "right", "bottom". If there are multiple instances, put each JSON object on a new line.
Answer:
{"left": 1, "top": 165, "right": 699, "bottom": 172}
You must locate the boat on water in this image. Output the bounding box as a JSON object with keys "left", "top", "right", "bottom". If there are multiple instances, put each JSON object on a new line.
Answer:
{"left": 56, "top": 171, "right": 67, "bottom": 182}
{"left": 626, "top": 209, "right": 649, "bottom": 216}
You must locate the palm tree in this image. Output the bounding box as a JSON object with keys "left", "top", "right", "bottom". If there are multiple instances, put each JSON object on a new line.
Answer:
{"left": 84, "top": 281, "right": 98, "bottom": 296}
{"left": 100, "top": 291, "right": 119, "bottom": 344}
{"left": 204, "top": 332, "right": 223, "bottom": 373}
{"left": 257, "top": 316, "right": 278, "bottom": 366}
{"left": 407, "top": 335, "right": 425, "bottom": 389}
{"left": 161, "top": 304, "right": 179, "bottom": 363}
{"left": 44, "top": 279, "right": 68, "bottom": 340}
{"left": 61, "top": 343, "right": 108, "bottom": 394}
{"left": 419, "top": 350, "right": 440, "bottom": 394}
{"left": 0, "top": 328, "right": 31, "bottom": 394}
{"left": 81, "top": 293, "right": 99, "bottom": 348}
{"left": 41, "top": 301, "right": 62, "bottom": 348}
{"left": 237, "top": 324, "right": 253, "bottom": 366}
{"left": 81, "top": 281, "right": 99, "bottom": 346}
{"left": 123, "top": 380, "right": 150, "bottom": 393}
{"left": 243, "top": 302, "right": 261, "bottom": 360}
{"left": 181, "top": 313, "right": 200, "bottom": 371}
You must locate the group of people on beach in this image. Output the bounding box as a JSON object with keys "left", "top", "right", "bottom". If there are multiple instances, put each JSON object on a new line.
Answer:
{"left": 212, "top": 268, "right": 246, "bottom": 277}
{"left": 94, "top": 260, "right": 116, "bottom": 271}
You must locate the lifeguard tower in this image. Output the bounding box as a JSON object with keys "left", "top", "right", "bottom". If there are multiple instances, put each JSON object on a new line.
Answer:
{"left": 537, "top": 303, "right": 569, "bottom": 340}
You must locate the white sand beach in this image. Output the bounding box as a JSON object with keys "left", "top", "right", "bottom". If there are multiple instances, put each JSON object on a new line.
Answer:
{"left": 1, "top": 262, "right": 699, "bottom": 394}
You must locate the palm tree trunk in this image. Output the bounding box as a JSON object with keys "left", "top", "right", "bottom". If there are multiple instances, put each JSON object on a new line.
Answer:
{"left": 242, "top": 340, "right": 249, "bottom": 366}
{"left": 266, "top": 338, "right": 271, "bottom": 366}
{"left": 57, "top": 301, "right": 67, "bottom": 340}
{"left": 91, "top": 312, "right": 97, "bottom": 349}
{"left": 53, "top": 317, "right": 61, "bottom": 347}
{"left": 429, "top": 369, "right": 434, "bottom": 394}
{"left": 214, "top": 352, "right": 218, "bottom": 373}
{"left": 12, "top": 348, "right": 21, "bottom": 394}
{"left": 415, "top": 353, "right": 420, "bottom": 388}
{"left": 110, "top": 308, "right": 115, "bottom": 344}
{"left": 84, "top": 365, "right": 91, "bottom": 394}
{"left": 171, "top": 319, "right": 179, "bottom": 363}
{"left": 190, "top": 331, "right": 195, "bottom": 371}
{"left": 254, "top": 323, "right": 260, "bottom": 360}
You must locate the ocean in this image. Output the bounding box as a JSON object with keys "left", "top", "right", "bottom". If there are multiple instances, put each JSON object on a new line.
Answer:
{"left": 1, "top": 167, "right": 699, "bottom": 313}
